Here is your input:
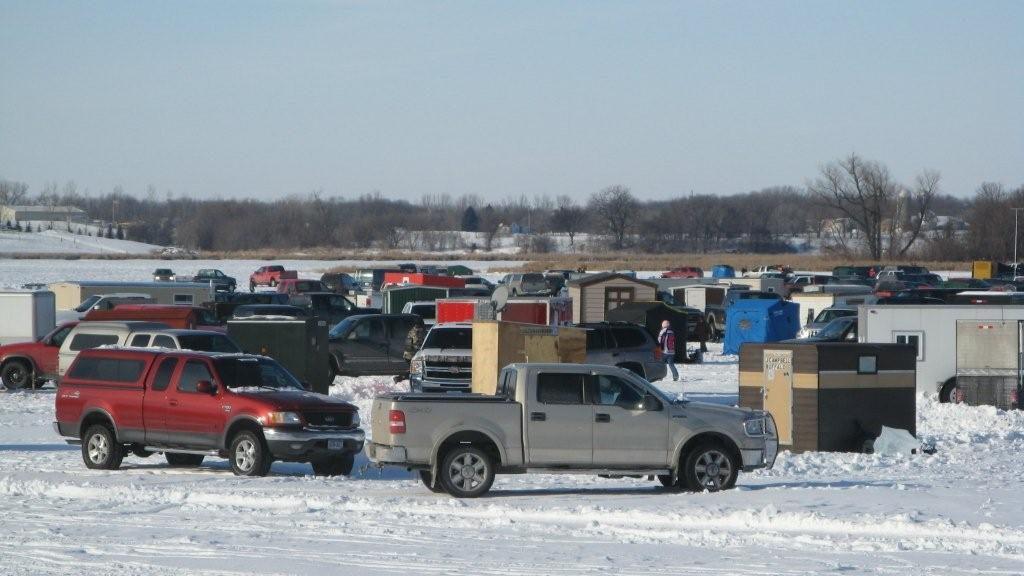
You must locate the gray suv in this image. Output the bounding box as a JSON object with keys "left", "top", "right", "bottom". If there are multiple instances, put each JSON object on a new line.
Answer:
{"left": 578, "top": 322, "right": 669, "bottom": 381}
{"left": 501, "top": 273, "right": 549, "bottom": 296}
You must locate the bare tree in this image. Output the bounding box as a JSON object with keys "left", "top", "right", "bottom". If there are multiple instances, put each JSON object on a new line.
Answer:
{"left": 549, "top": 195, "right": 587, "bottom": 250}
{"left": 589, "top": 185, "right": 639, "bottom": 250}
{"left": 0, "top": 179, "right": 29, "bottom": 206}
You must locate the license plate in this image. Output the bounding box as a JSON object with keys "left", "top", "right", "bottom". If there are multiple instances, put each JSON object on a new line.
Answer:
{"left": 327, "top": 439, "right": 345, "bottom": 451}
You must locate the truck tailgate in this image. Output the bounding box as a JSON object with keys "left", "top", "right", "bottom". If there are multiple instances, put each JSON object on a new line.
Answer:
{"left": 370, "top": 394, "right": 523, "bottom": 467}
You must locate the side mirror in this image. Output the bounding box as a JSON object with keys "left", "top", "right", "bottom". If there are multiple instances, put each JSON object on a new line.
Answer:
{"left": 642, "top": 394, "right": 661, "bottom": 411}
{"left": 196, "top": 380, "right": 216, "bottom": 395}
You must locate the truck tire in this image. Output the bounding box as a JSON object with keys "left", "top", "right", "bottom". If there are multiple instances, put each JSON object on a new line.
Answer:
{"left": 165, "top": 453, "right": 205, "bottom": 467}
{"left": 681, "top": 441, "right": 738, "bottom": 492}
{"left": 311, "top": 454, "right": 354, "bottom": 477}
{"left": 229, "top": 430, "right": 272, "bottom": 477}
{"left": 1, "top": 360, "right": 32, "bottom": 390}
{"left": 82, "top": 423, "right": 124, "bottom": 470}
{"left": 439, "top": 446, "right": 495, "bottom": 498}
{"left": 419, "top": 470, "right": 445, "bottom": 493}
{"left": 249, "top": 282, "right": 256, "bottom": 293}
{"left": 939, "top": 378, "right": 957, "bottom": 404}
{"left": 706, "top": 317, "right": 720, "bottom": 342}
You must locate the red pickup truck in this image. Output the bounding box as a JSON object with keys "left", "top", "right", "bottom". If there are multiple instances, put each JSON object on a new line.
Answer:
{"left": 0, "top": 321, "right": 78, "bottom": 389}
{"left": 249, "top": 265, "right": 298, "bottom": 291}
{"left": 54, "top": 348, "right": 365, "bottom": 476}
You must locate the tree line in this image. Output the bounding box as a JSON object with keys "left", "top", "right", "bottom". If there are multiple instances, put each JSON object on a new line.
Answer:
{"left": 1, "top": 154, "right": 1021, "bottom": 259}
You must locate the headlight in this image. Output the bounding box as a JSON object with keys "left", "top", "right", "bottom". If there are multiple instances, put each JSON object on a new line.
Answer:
{"left": 743, "top": 417, "right": 767, "bottom": 437}
{"left": 351, "top": 411, "right": 361, "bottom": 428}
{"left": 263, "top": 411, "right": 302, "bottom": 426}
{"left": 409, "top": 358, "right": 424, "bottom": 375}
{"left": 796, "top": 328, "right": 809, "bottom": 339}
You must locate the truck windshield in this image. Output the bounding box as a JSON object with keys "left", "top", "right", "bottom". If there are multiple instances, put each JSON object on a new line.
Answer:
{"left": 423, "top": 327, "right": 472, "bottom": 349}
{"left": 214, "top": 357, "right": 304, "bottom": 390}
{"left": 75, "top": 296, "right": 102, "bottom": 312}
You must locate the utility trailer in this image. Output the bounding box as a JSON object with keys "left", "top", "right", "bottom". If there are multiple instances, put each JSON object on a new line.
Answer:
{"left": 48, "top": 281, "right": 215, "bottom": 310}
{"left": 955, "top": 320, "right": 1021, "bottom": 410}
{"left": 857, "top": 304, "right": 1024, "bottom": 401}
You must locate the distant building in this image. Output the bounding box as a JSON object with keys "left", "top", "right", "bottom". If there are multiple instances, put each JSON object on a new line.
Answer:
{"left": 0, "top": 205, "right": 88, "bottom": 224}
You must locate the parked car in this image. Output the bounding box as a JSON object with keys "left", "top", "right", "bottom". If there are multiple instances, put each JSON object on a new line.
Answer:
{"left": 289, "top": 292, "right": 379, "bottom": 325}
{"left": 354, "top": 268, "right": 402, "bottom": 292}
{"left": 457, "top": 276, "right": 496, "bottom": 293}
{"left": 401, "top": 301, "right": 437, "bottom": 325}
{"left": 187, "top": 269, "right": 237, "bottom": 292}
{"left": 57, "top": 321, "right": 170, "bottom": 380}
{"left": 230, "top": 304, "right": 308, "bottom": 319}
{"left": 501, "top": 273, "right": 549, "bottom": 296}
{"left": 661, "top": 267, "right": 704, "bottom": 279}
{"left": 276, "top": 278, "right": 325, "bottom": 296}
{"left": 577, "top": 322, "right": 668, "bottom": 381}
{"left": 831, "top": 265, "right": 880, "bottom": 281}
{"left": 320, "top": 272, "right": 360, "bottom": 294}
{"left": 367, "top": 362, "right": 779, "bottom": 497}
{"left": 0, "top": 321, "right": 78, "bottom": 389}
{"left": 328, "top": 314, "right": 422, "bottom": 377}
{"left": 124, "top": 329, "right": 242, "bottom": 353}
{"left": 152, "top": 268, "right": 176, "bottom": 282}
{"left": 249, "top": 265, "right": 298, "bottom": 291}
{"left": 54, "top": 348, "right": 365, "bottom": 476}
{"left": 796, "top": 306, "right": 857, "bottom": 339}
{"left": 785, "top": 316, "right": 857, "bottom": 343}
{"left": 785, "top": 274, "right": 831, "bottom": 295}
{"left": 84, "top": 304, "right": 223, "bottom": 331}
{"left": 745, "top": 265, "right": 792, "bottom": 278}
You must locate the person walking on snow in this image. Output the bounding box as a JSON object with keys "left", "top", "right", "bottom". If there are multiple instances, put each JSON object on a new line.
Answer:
{"left": 658, "top": 320, "right": 679, "bottom": 381}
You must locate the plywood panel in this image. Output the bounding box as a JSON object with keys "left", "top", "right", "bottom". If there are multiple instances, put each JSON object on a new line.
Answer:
{"left": 763, "top": 349, "right": 794, "bottom": 445}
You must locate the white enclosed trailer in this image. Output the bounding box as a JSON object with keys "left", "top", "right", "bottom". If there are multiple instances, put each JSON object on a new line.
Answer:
{"left": 48, "top": 281, "right": 215, "bottom": 310}
{"left": 858, "top": 304, "right": 1024, "bottom": 399}
{"left": 0, "top": 291, "right": 56, "bottom": 345}
{"left": 792, "top": 290, "right": 877, "bottom": 327}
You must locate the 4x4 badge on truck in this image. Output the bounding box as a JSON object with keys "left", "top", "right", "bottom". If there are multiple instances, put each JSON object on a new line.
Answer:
{"left": 222, "top": 405, "right": 232, "bottom": 412}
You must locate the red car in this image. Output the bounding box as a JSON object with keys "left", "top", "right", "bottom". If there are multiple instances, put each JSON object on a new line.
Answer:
{"left": 249, "top": 265, "right": 298, "bottom": 291}
{"left": 0, "top": 321, "right": 78, "bottom": 390}
{"left": 661, "top": 267, "right": 704, "bottom": 279}
{"left": 55, "top": 348, "right": 365, "bottom": 476}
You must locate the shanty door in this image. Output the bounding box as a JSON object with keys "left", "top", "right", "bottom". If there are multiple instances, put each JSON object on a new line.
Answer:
{"left": 762, "top": 349, "right": 794, "bottom": 445}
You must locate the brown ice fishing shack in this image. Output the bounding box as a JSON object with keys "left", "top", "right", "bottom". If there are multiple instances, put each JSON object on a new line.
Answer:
{"left": 738, "top": 342, "right": 917, "bottom": 452}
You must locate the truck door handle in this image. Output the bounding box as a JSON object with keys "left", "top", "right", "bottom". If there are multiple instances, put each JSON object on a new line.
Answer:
{"left": 169, "top": 399, "right": 179, "bottom": 407}
{"left": 530, "top": 412, "right": 546, "bottom": 421}
{"left": 595, "top": 413, "right": 611, "bottom": 423}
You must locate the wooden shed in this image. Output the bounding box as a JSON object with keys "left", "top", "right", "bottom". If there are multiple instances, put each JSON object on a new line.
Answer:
{"left": 739, "top": 342, "right": 917, "bottom": 452}
{"left": 471, "top": 320, "right": 586, "bottom": 394}
{"left": 567, "top": 273, "right": 657, "bottom": 324}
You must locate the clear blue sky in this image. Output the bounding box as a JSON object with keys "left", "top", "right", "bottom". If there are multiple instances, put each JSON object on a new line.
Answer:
{"left": 1, "top": 1, "right": 1021, "bottom": 201}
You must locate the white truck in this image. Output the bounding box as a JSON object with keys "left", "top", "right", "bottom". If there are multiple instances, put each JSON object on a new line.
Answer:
{"left": 368, "top": 362, "right": 778, "bottom": 497}
{"left": 857, "top": 303, "right": 1024, "bottom": 401}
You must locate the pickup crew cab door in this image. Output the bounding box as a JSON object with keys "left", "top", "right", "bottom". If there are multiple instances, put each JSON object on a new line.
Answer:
{"left": 589, "top": 374, "right": 669, "bottom": 467}
{"left": 163, "top": 359, "right": 226, "bottom": 448}
{"left": 526, "top": 372, "right": 592, "bottom": 466}
{"left": 142, "top": 357, "right": 181, "bottom": 445}
{"left": 342, "top": 317, "right": 389, "bottom": 375}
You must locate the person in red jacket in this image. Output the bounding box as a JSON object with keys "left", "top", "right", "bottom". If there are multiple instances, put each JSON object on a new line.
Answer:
{"left": 658, "top": 320, "right": 679, "bottom": 381}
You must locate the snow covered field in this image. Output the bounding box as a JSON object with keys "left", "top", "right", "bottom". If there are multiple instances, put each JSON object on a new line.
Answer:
{"left": 1, "top": 258, "right": 1021, "bottom": 574}
{"left": 3, "top": 346, "right": 1024, "bottom": 575}
{"left": 0, "top": 230, "right": 164, "bottom": 255}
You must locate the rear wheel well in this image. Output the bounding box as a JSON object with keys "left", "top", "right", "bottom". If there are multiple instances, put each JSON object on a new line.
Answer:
{"left": 224, "top": 419, "right": 265, "bottom": 451}
{"left": 436, "top": 431, "right": 502, "bottom": 468}
{"left": 79, "top": 412, "right": 116, "bottom": 440}
{"left": 677, "top": 433, "right": 741, "bottom": 469}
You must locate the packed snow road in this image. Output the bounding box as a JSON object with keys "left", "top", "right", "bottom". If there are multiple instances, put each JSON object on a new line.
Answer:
{"left": 3, "top": 347, "right": 1024, "bottom": 575}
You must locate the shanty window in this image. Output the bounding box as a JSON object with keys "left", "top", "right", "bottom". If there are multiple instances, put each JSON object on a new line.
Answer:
{"left": 604, "top": 287, "right": 635, "bottom": 311}
{"left": 857, "top": 355, "right": 878, "bottom": 375}
{"left": 173, "top": 294, "right": 194, "bottom": 304}
{"left": 893, "top": 331, "right": 924, "bottom": 361}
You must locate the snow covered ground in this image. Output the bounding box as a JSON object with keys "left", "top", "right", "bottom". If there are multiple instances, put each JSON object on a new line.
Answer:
{"left": 0, "top": 230, "right": 164, "bottom": 255}
{"left": 3, "top": 345, "right": 1024, "bottom": 575}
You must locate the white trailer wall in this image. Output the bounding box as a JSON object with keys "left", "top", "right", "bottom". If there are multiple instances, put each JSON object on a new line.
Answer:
{"left": 0, "top": 291, "right": 56, "bottom": 345}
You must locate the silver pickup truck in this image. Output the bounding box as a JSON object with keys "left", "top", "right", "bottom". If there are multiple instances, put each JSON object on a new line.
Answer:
{"left": 368, "top": 363, "right": 778, "bottom": 497}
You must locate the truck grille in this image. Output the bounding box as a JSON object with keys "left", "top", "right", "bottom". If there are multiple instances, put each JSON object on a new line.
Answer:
{"left": 303, "top": 411, "right": 354, "bottom": 429}
{"left": 424, "top": 360, "right": 472, "bottom": 381}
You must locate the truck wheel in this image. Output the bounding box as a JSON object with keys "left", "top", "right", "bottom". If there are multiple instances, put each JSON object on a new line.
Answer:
{"left": 707, "top": 318, "right": 720, "bottom": 342}
{"left": 939, "top": 378, "right": 957, "bottom": 404}
{"left": 419, "top": 470, "right": 445, "bottom": 493}
{"left": 440, "top": 446, "right": 495, "bottom": 498}
{"left": 682, "top": 441, "right": 738, "bottom": 492}
{"left": 1, "top": 360, "right": 32, "bottom": 390}
{"left": 82, "top": 423, "right": 124, "bottom": 470}
{"left": 249, "top": 282, "right": 256, "bottom": 293}
{"left": 165, "top": 453, "right": 205, "bottom": 467}
{"left": 311, "top": 454, "right": 354, "bottom": 477}
{"left": 229, "top": 431, "right": 272, "bottom": 477}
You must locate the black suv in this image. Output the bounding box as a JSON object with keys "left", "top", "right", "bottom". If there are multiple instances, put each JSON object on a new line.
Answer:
{"left": 574, "top": 322, "right": 668, "bottom": 381}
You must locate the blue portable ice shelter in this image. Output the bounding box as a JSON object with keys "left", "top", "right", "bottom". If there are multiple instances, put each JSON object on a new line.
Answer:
{"left": 711, "top": 265, "right": 736, "bottom": 278}
{"left": 722, "top": 299, "right": 799, "bottom": 354}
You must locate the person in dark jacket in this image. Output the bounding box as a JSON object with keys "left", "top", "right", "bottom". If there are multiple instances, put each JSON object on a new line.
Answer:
{"left": 658, "top": 320, "right": 679, "bottom": 381}
{"left": 394, "top": 320, "right": 425, "bottom": 383}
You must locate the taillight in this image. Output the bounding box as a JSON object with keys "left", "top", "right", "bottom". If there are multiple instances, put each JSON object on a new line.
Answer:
{"left": 389, "top": 410, "right": 406, "bottom": 434}
{"left": 653, "top": 346, "right": 662, "bottom": 360}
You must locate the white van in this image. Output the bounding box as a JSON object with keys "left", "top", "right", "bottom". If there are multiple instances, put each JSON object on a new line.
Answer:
{"left": 57, "top": 321, "right": 168, "bottom": 380}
